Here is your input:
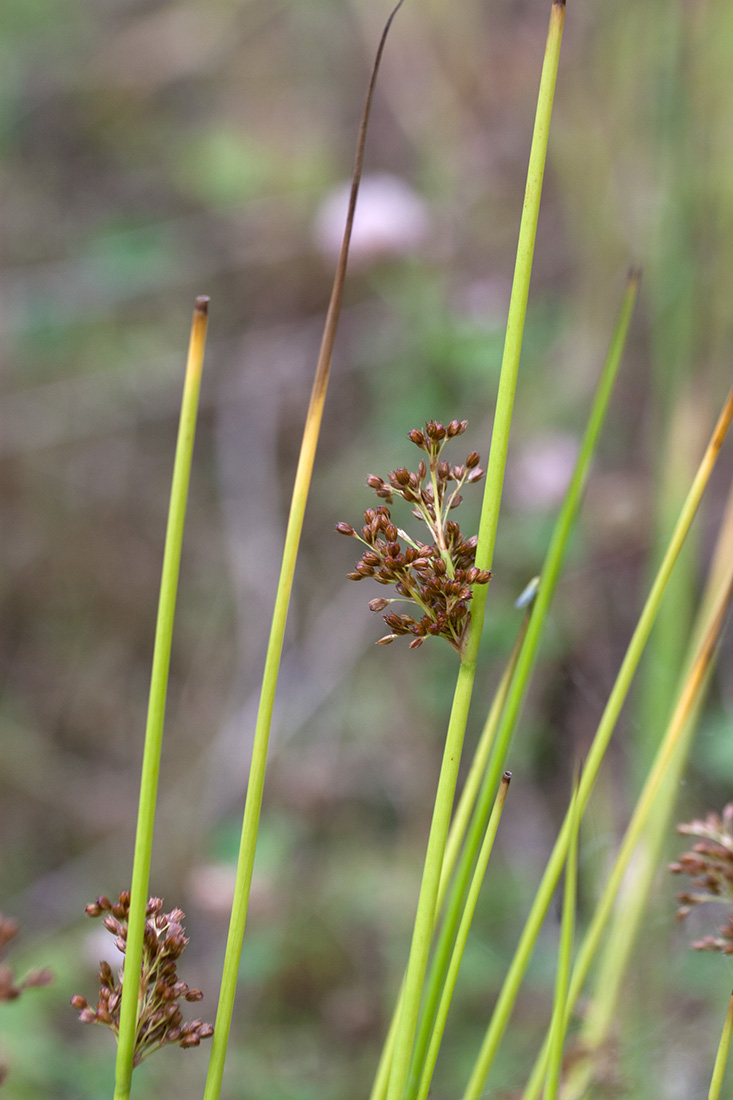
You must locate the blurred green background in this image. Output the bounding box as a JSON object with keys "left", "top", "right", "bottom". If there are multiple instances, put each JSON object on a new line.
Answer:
{"left": 1, "top": 0, "right": 732, "bottom": 1096}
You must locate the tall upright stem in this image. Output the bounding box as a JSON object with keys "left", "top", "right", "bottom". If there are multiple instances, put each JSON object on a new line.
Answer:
{"left": 385, "top": 5, "right": 565, "bottom": 1097}
{"left": 113, "top": 298, "right": 209, "bottom": 1100}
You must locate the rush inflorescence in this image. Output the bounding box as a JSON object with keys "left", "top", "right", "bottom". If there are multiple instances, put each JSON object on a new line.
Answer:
{"left": 0, "top": 914, "right": 53, "bottom": 1084}
{"left": 337, "top": 419, "right": 490, "bottom": 654}
{"left": 669, "top": 805, "right": 733, "bottom": 953}
{"left": 71, "top": 892, "right": 213, "bottom": 1066}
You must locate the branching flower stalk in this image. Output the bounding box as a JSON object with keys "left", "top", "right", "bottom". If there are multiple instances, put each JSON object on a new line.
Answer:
{"left": 72, "top": 894, "right": 213, "bottom": 1066}
{"left": 339, "top": 419, "right": 490, "bottom": 654}
{"left": 671, "top": 806, "right": 733, "bottom": 946}
{"left": 0, "top": 915, "right": 53, "bottom": 1086}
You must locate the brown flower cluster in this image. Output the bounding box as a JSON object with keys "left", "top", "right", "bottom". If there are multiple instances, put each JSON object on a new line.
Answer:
{"left": 0, "top": 914, "right": 53, "bottom": 1085}
{"left": 669, "top": 804, "right": 733, "bottom": 952}
{"left": 71, "top": 892, "right": 213, "bottom": 1066}
{"left": 337, "top": 419, "right": 490, "bottom": 653}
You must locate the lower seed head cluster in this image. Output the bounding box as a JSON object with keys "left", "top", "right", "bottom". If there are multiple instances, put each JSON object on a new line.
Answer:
{"left": 71, "top": 892, "right": 213, "bottom": 1066}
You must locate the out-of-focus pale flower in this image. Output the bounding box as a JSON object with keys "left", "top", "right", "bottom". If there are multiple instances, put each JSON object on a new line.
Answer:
{"left": 507, "top": 433, "right": 579, "bottom": 512}
{"left": 314, "top": 173, "right": 429, "bottom": 263}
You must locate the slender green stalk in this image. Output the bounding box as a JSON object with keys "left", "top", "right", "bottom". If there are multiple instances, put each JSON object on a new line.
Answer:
{"left": 543, "top": 768, "right": 580, "bottom": 1100}
{"left": 384, "top": 7, "right": 565, "bottom": 1098}
{"left": 635, "top": 389, "right": 704, "bottom": 780}
{"left": 201, "top": 9, "right": 404, "bottom": 1099}
{"left": 523, "top": 541, "right": 733, "bottom": 1100}
{"left": 384, "top": 659, "right": 481, "bottom": 1100}
{"left": 113, "top": 297, "right": 210, "bottom": 1100}
{"left": 414, "top": 773, "right": 512, "bottom": 1100}
{"left": 462, "top": 388, "right": 733, "bottom": 1100}
{"left": 562, "top": 504, "right": 733, "bottom": 1092}
{"left": 443, "top": 617, "right": 529, "bottom": 890}
{"left": 472, "top": 0, "right": 566, "bottom": 582}
{"left": 368, "top": 618, "right": 528, "bottom": 1100}
{"left": 709, "top": 992, "right": 733, "bottom": 1100}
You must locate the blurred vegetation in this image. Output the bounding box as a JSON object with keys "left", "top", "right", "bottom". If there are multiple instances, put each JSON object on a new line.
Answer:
{"left": 0, "top": 0, "right": 731, "bottom": 1097}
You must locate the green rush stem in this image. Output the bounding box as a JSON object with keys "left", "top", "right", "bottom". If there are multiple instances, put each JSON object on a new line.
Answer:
{"left": 473, "top": 0, "right": 565, "bottom": 581}
{"left": 202, "top": 7, "right": 405, "bottom": 1099}
{"left": 462, "top": 388, "right": 733, "bottom": 1100}
{"left": 113, "top": 297, "right": 209, "bottom": 1100}
{"left": 443, "top": 616, "right": 529, "bottom": 880}
{"left": 523, "top": 555, "right": 733, "bottom": 1100}
{"left": 543, "top": 767, "right": 580, "bottom": 1100}
{"left": 368, "top": 617, "right": 528, "bottom": 1100}
{"left": 384, "top": 6, "right": 565, "bottom": 1098}
{"left": 414, "top": 773, "right": 512, "bottom": 1100}
{"left": 384, "top": 651, "right": 485, "bottom": 1100}
{"left": 709, "top": 992, "right": 733, "bottom": 1100}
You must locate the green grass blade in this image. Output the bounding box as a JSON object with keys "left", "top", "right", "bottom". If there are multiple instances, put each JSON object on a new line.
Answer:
{"left": 113, "top": 297, "right": 210, "bottom": 1100}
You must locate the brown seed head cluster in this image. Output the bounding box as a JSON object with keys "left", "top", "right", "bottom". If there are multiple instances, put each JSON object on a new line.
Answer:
{"left": 0, "top": 914, "right": 53, "bottom": 1084}
{"left": 71, "top": 892, "right": 213, "bottom": 1066}
{"left": 669, "top": 804, "right": 733, "bottom": 952}
{"left": 337, "top": 420, "right": 490, "bottom": 654}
